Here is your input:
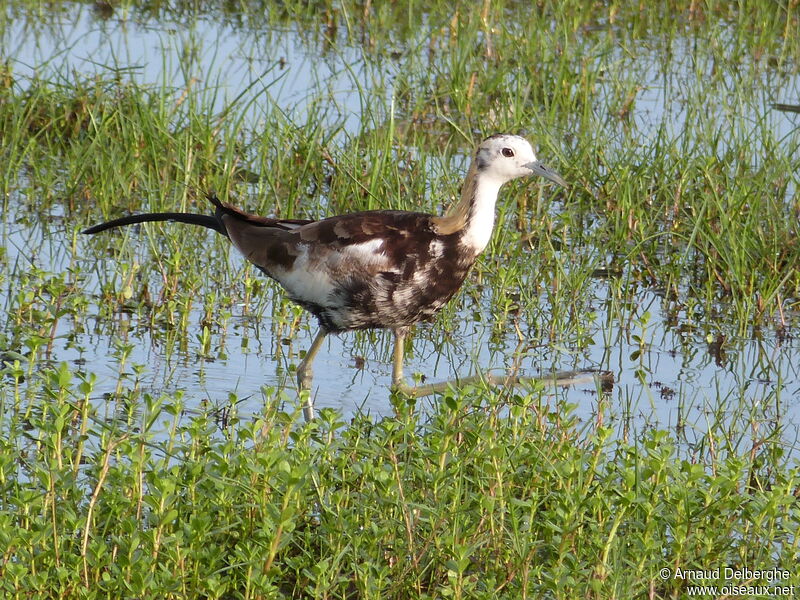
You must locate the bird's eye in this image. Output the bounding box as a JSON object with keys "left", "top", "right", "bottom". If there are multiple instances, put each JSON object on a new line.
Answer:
{"left": 501, "top": 148, "right": 514, "bottom": 158}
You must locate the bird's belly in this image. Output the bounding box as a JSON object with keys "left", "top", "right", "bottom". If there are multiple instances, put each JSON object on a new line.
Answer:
{"left": 321, "top": 267, "right": 471, "bottom": 332}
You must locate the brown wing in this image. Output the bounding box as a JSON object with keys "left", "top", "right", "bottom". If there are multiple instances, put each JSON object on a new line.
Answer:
{"left": 217, "top": 202, "right": 476, "bottom": 331}
{"left": 221, "top": 207, "right": 440, "bottom": 275}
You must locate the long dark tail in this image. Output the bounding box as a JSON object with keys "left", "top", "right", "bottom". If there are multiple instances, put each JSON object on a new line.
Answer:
{"left": 82, "top": 212, "right": 224, "bottom": 235}
{"left": 82, "top": 194, "right": 229, "bottom": 235}
{"left": 81, "top": 194, "right": 308, "bottom": 237}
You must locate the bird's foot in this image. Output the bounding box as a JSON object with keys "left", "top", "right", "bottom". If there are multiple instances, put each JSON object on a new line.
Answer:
{"left": 391, "top": 380, "right": 421, "bottom": 398}
{"left": 390, "top": 369, "right": 614, "bottom": 398}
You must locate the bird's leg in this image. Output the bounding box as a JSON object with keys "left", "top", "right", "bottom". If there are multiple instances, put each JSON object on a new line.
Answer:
{"left": 296, "top": 329, "right": 327, "bottom": 422}
{"left": 390, "top": 327, "right": 416, "bottom": 396}
{"left": 390, "top": 326, "right": 613, "bottom": 397}
{"left": 397, "top": 367, "right": 611, "bottom": 398}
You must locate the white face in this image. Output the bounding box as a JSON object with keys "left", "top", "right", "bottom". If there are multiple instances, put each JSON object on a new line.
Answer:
{"left": 475, "top": 134, "right": 538, "bottom": 181}
{"left": 475, "top": 134, "right": 566, "bottom": 187}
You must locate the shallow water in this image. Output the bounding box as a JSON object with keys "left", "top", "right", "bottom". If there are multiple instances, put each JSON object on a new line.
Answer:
{"left": 2, "top": 3, "right": 799, "bottom": 454}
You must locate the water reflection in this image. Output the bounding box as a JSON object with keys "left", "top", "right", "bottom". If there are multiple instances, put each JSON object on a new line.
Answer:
{"left": 1, "top": 3, "right": 798, "bottom": 456}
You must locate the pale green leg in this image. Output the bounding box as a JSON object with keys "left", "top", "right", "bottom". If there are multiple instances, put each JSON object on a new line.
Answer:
{"left": 296, "top": 329, "right": 327, "bottom": 422}
{"left": 390, "top": 327, "right": 611, "bottom": 398}
{"left": 390, "top": 328, "right": 415, "bottom": 395}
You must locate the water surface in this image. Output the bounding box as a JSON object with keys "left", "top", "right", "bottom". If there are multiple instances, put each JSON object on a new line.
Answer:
{"left": 2, "top": 3, "right": 798, "bottom": 455}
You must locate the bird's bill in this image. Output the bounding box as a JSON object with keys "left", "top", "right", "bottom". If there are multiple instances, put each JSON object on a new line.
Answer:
{"left": 524, "top": 161, "right": 567, "bottom": 187}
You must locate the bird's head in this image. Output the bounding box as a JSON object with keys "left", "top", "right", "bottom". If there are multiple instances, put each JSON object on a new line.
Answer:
{"left": 474, "top": 134, "right": 566, "bottom": 187}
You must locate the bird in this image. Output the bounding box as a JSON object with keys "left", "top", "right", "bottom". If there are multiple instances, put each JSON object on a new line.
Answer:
{"left": 83, "top": 134, "right": 567, "bottom": 420}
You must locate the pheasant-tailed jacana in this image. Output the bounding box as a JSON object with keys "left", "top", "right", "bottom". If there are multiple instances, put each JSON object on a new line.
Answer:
{"left": 83, "top": 134, "right": 566, "bottom": 420}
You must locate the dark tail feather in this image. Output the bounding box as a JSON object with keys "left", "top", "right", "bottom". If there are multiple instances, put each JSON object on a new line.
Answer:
{"left": 82, "top": 212, "right": 225, "bottom": 235}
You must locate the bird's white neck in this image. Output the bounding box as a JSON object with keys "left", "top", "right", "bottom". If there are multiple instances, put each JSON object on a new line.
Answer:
{"left": 431, "top": 161, "right": 503, "bottom": 256}
{"left": 460, "top": 175, "right": 502, "bottom": 254}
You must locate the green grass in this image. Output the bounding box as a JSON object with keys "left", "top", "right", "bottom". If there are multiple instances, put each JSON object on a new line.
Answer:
{"left": 1, "top": 381, "right": 797, "bottom": 599}
{"left": 1, "top": 0, "right": 800, "bottom": 598}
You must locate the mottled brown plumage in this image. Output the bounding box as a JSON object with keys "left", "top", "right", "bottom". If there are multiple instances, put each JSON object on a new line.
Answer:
{"left": 83, "top": 134, "right": 566, "bottom": 420}
{"left": 221, "top": 204, "right": 475, "bottom": 332}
